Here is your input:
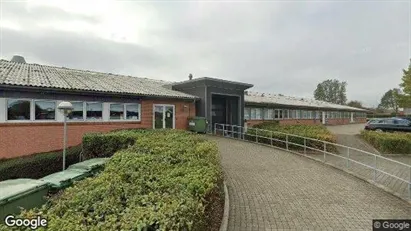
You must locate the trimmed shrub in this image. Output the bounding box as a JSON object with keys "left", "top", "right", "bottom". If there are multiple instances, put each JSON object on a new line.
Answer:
{"left": 361, "top": 131, "right": 411, "bottom": 154}
{"left": 5, "top": 130, "right": 222, "bottom": 231}
{"left": 247, "top": 122, "right": 337, "bottom": 152}
{"left": 0, "top": 146, "right": 82, "bottom": 181}
{"left": 82, "top": 131, "right": 140, "bottom": 159}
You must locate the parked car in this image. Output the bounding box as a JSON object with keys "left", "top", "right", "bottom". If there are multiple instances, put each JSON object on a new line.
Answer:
{"left": 364, "top": 118, "right": 411, "bottom": 132}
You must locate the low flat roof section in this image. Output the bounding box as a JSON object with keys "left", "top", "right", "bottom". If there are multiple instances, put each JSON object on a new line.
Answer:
{"left": 172, "top": 77, "right": 254, "bottom": 90}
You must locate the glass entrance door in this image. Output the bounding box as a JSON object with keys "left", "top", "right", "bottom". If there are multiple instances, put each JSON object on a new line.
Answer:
{"left": 153, "top": 105, "right": 175, "bottom": 129}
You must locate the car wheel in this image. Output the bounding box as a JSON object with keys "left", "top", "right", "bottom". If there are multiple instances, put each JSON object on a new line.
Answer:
{"left": 375, "top": 129, "right": 384, "bottom": 132}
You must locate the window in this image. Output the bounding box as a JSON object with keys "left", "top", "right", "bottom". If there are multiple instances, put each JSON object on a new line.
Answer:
{"left": 244, "top": 108, "right": 251, "bottom": 120}
{"left": 268, "top": 109, "right": 274, "bottom": 120}
{"left": 256, "top": 108, "right": 262, "bottom": 119}
{"left": 302, "top": 110, "right": 308, "bottom": 119}
{"left": 279, "top": 110, "right": 283, "bottom": 119}
{"left": 316, "top": 111, "right": 321, "bottom": 119}
{"left": 274, "top": 109, "right": 279, "bottom": 119}
{"left": 283, "top": 109, "right": 289, "bottom": 119}
{"left": 86, "top": 102, "right": 102, "bottom": 120}
{"left": 263, "top": 108, "right": 270, "bottom": 120}
{"left": 7, "top": 99, "right": 31, "bottom": 120}
{"left": 35, "top": 101, "right": 56, "bottom": 120}
{"left": 68, "top": 102, "right": 84, "bottom": 120}
{"left": 126, "top": 104, "right": 140, "bottom": 120}
{"left": 251, "top": 108, "right": 257, "bottom": 119}
{"left": 296, "top": 110, "right": 301, "bottom": 119}
{"left": 110, "top": 103, "right": 124, "bottom": 120}
{"left": 290, "top": 110, "right": 296, "bottom": 119}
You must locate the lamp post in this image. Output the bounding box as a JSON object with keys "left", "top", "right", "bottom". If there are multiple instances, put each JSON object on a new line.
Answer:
{"left": 57, "top": 102, "right": 73, "bottom": 171}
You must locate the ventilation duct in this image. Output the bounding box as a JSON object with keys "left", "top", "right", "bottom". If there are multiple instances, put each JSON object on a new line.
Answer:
{"left": 10, "top": 55, "right": 26, "bottom": 64}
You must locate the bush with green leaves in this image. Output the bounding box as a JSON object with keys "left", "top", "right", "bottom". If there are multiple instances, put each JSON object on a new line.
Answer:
{"left": 1, "top": 130, "right": 222, "bottom": 231}
{"left": 82, "top": 130, "right": 142, "bottom": 159}
{"left": 245, "top": 122, "right": 337, "bottom": 152}
{"left": 361, "top": 130, "right": 411, "bottom": 154}
{"left": 0, "top": 146, "right": 82, "bottom": 181}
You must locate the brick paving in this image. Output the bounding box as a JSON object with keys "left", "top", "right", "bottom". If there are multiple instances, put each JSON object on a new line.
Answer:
{"left": 325, "top": 124, "right": 411, "bottom": 200}
{"left": 206, "top": 136, "right": 411, "bottom": 231}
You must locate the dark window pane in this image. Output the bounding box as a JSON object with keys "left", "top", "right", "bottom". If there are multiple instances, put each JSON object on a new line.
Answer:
{"left": 110, "top": 104, "right": 124, "bottom": 120}
{"left": 7, "top": 99, "right": 31, "bottom": 120}
{"left": 126, "top": 104, "right": 140, "bottom": 120}
{"left": 68, "top": 102, "right": 84, "bottom": 120}
{"left": 35, "top": 101, "right": 55, "bottom": 120}
{"left": 86, "top": 102, "right": 102, "bottom": 120}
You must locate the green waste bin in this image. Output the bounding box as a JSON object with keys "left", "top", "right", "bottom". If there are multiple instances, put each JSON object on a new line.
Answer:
{"left": 0, "top": 179, "right": 49, "bottom": 223}
{"left": 40, "top": 169, "right": 90, "bottom": 192}
{"left": 68, "top": 158, "right": 109, "bottom": 174}
{"left": 188, "top": 117, "right": 208, "bottom": 133}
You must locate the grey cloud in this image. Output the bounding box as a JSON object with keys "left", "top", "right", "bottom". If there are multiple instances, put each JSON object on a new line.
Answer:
{"left": 1, "top": 28, "right": 170, "bottom": 78}
{"left": 1, "top": 2, "right": 101, "bottom": 26}
{"left": 1, "top": 1, "right": 410, "bottom": 107}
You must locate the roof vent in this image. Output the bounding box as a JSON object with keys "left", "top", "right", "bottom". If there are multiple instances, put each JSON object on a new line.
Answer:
{"left": 10, "top": 55, "right": 26, "bottom": 64}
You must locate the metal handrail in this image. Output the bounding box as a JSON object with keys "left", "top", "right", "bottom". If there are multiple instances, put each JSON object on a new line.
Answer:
{"left": 213, "top": 123, "right": 411, "bottom": 200}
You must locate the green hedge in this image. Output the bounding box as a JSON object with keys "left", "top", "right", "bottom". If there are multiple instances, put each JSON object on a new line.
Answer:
{"left": 82, "top": 130, "right": 145, "bottom": 159}
{"left": 0, "top": 146, "right": 82, "bottom": 181}
{"left": 5, "top": 130, "right": 221, "bottom": 230}
{"left": 361, "top": 131, "right": 411, "bottom": 154}
{"left": 246, "top": 122, "right": 337, "bottom": 152}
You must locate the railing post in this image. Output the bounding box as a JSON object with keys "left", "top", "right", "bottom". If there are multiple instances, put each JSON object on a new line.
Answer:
{"left": 374, "top": 155, "right": 377, "bottom": 182}
{"left": 323, "top": 142, "right": 326, "bottom": 162}
{"left": 222, "top": 124, "right": 225, "bottom": 136}
{"left": 270, "top": 131, "right": 273, "bottom": 146}
{"left": 231, "top": 125, "right": 234, "bottom": 138}
{"left": 286, "top": 134, "right": 289, "bottom": 150}
{"left": 346, "top": 148, "right": 350, "bottom": 169}
{"left": 304, "top": 138, "right": 306, "bottom": 155}
{"left": 214, "top": 123, "right": 217, "bottom": 135}
{"left": 256, "top": 129, "right": 258, "bottom": 143}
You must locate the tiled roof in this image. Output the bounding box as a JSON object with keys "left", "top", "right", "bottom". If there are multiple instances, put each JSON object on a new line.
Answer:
{"left": 245, "top": 91, "right": 367, "bottom": 112}
{"left": 0, "top": 59, "right": 197, "bottom": 99}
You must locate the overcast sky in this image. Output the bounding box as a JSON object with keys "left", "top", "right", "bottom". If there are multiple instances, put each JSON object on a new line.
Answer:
{"left": 1, "top": 0, "right": 410, "bottom": 107}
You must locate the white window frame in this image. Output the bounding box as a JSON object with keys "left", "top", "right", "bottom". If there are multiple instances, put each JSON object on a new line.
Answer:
{"left": 85, "top": 102, "right": 103, "bottom": 121}
{"left": 152, "top": 104, "right": 175, "bottom": 129}
{"left": 268, "top": 109, "right": 274, "bottom": 120}
{"left": 33, "top": 100, "right": 57, "bottom": 121}
{"left": 244, "top": 107, "right": 251, "bottom": 120}
{"left": 251, "top": 108, "right": 257, "bottom": 120}
{"left": 263, "top": 108, "right": 270, "bottom": 120}
{"left": 67, "top": 101, "right": 86, "bottom": 121}
{"left": 125, "top": 103, "right": 141, "bottom": 121}
{"left": 5, "top": 98, "right": 33, "bottom": 122}
{"left": 109, "top": 103, "right": 125, "bottom": 121}
{"left": 256, "top": 108, "right": 262, "bottom": 120}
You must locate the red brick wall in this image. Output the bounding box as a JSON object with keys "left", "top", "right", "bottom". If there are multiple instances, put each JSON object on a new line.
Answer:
{"left": 0, "top": 99, "right": 195, "bottom": 159}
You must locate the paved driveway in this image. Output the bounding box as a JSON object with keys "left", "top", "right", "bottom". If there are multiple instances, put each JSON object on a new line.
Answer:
{"left": 325, "top": 124, "right": 411, "bottom": 199}
{"left": 207, "top": 136, "right": 411, "bottom": 231}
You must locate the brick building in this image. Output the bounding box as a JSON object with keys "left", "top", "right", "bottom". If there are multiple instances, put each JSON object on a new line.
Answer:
{"left": 0, "top": 57, "right": 367, "bottom": 159}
